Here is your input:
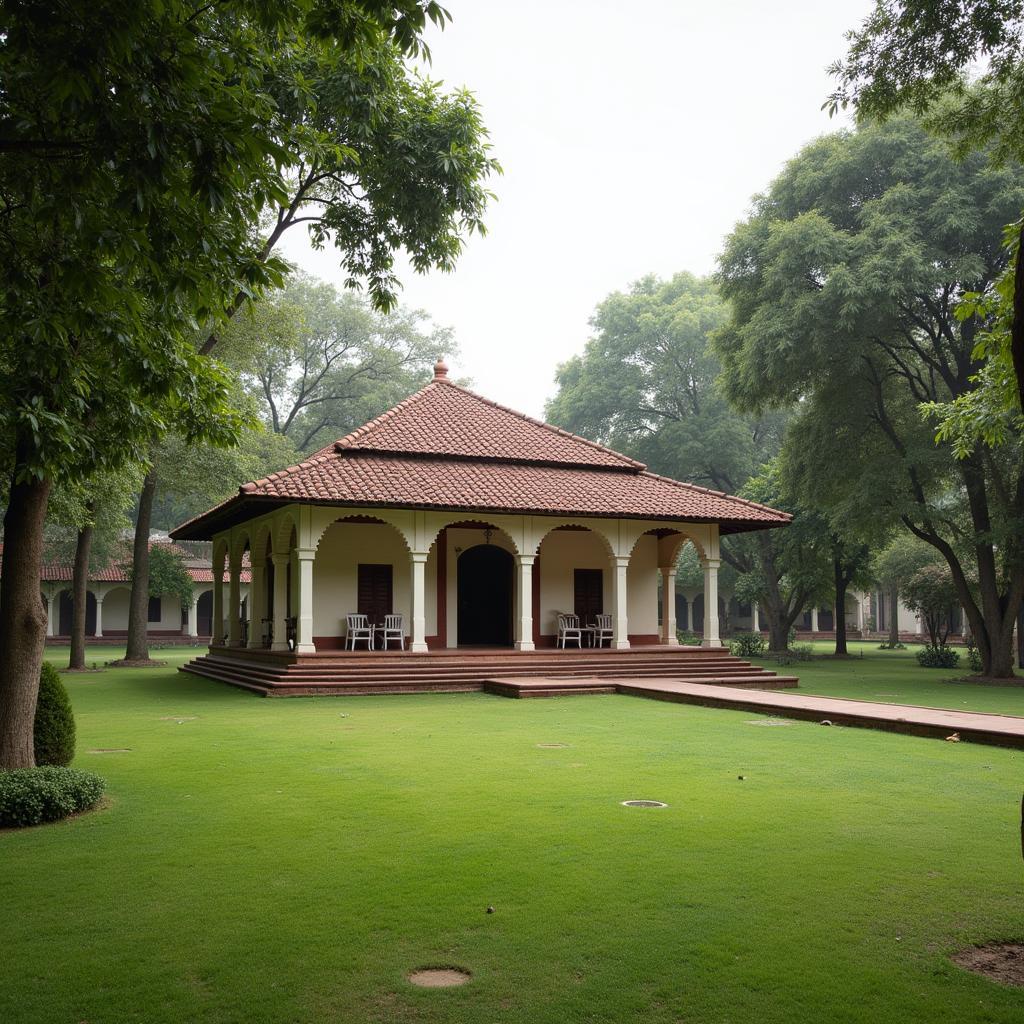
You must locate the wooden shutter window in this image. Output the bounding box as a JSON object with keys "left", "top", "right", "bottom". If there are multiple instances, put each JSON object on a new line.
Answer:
{"left": 357, "top": 564, "right": 393, "bottom": 623}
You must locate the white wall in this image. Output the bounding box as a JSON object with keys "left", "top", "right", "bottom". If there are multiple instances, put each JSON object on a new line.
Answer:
{"left": 312, "top": 521, "right": 437, "bottom": 639}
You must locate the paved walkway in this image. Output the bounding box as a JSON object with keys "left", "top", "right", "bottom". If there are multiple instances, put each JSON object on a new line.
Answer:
{"left": 487, "top": 676, "right": 1024, "bottom": 749}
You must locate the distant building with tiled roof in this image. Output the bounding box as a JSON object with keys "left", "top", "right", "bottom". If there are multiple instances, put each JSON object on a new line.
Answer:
{"left": 172, "top": 360, "right": 791, "bottom": 658}
{"left": 0, "top": 537, "right": 250, "bottom": 642}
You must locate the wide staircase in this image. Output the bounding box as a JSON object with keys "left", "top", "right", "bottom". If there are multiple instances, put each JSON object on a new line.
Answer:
{"left": 180, "top": 646, "right": 798, "bottom": 697}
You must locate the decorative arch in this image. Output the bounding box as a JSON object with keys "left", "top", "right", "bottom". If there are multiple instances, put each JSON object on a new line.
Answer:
{"left": 438, "top": 519, "right": 521, "bottom": 557}
{"left": 229, "top": 527, "right": 252, "bottom": 566}
{"left": 531, "top": 519, "right": 616, "bottom": 559}
{"left": 273, "top": 509, "right": 299, "bottom": 558}
{"left": 313, "top": 514, "right": 413, "bottom": 556}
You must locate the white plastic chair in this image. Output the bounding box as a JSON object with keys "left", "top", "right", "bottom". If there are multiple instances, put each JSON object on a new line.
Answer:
{"left": 591, "top": 613, "right": 613, "bottom": 648}
{"left": 557, "top": 613, "right": 583, "bottom": 649}
{"left": 375, "top": 613, "right": 405, "bottom": 651}
{"left": 345, "top": 613, "right": 374, "bottom": 651}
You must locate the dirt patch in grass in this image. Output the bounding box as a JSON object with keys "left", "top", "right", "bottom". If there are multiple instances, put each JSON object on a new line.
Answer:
{"left": 108, "top": 659, "right": 167, "bottom": 668}
{"left": 407, "top": 967, "right": 471, "bottom": 988}
{"left": 745, "top": 718, "right": 792, "bottom": 727}
{"left": 952, "top": 942, "right": 1024, "bottom": 986}
{"left": 88, "top": 748, "right": 131, "bottom": 753}
{"left": 60, "top": 667, "right": 103, "bottom": 674}
{"left": 536, "top": 742, "right": 569, "bottom": 749}
{"left": 946, "top": 675, "right": 1024, "bottom": 688}
{"left": 159, "top": 716, "right": 198, "bottom": 722}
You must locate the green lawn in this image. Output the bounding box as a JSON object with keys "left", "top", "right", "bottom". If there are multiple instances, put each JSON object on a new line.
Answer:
{"left": 750, "top": 639, "right": 1024, "bottom": 716}
{"left": 2, "top": 651, "right": 1024, "bottom": 1023}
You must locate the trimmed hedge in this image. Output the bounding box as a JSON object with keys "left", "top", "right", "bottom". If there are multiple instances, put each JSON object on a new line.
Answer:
{"left": 916, "top": 644, "right": 960, "bottom": 669}
{"left": 34, "top": 661, "right": 75, "bottom": 766}
{"left": 0, "top": 766, "right": 105, "bottom": 828}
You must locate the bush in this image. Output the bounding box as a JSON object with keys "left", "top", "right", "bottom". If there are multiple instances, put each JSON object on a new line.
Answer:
{"left": 676, "top": 630, "right": 701, "bottom": 646}
{"left": 34, "top": 662, "right": 75, "bottom": 766}
{"left": 730, "top": 632, "right": 767, "bottom": 657}
{"left": 0, "top": 766, "right": 104, "bottom": 828}
{"left": 915, "top": 644, "right": 960, "bottom": 669}
{"left": 772, "top": 643, "right": 815, "bottom": 666}
{"left": 966, "top": 637, "right": 983, "bottom": 673}
{"left": 787, "top": 626, "right": 797, "bottom": 648}
{"left": 877, "top": 641, "right": 906, "bottom": 650}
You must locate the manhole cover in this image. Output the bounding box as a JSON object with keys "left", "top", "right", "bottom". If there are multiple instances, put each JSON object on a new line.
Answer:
{"left": 621, "top": 799, "right": 668, "bottom": 808}
{"left": 952, "top": 942, "right": 1024, "bottom": 987}
{"left": 536, "top": 743, "right": 569, "bottom": 749}
{"left": 407, "top": 968, "right": 471, "bottom": 988}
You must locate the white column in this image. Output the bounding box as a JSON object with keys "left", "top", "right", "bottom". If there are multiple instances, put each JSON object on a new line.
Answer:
{"left": 94, "top": 594, "right": 104, "bottom": 638}
{"left": 227, "top": 559, "right": 242, "bottom": 647}
{"left": 701, "top": 558, "right": 722, "bottom": 648}
{"left": 295, "top": 548, "right": 316, "bottom": 654}
{"left": 271, "top": 553, "right": 290, "bottom": 651}
{"left": 752, "top": 603, "right": 760, "bottom": 633}
{"left": 855, "top": 597, "right": 864, "bottom": 632}
{"left": 611, "top": 555, "right": 630, "bottom": 649}
{"left": 659, "top": 566, "right": 678, "bottom": 645}
{"left": 247, "top": 559, "right": 266, "bottom": 649}
{"left": 409, "top": 551, "right": 428, "bottom": 653}
{"left": 514, "top": 555, "right": 535, "bottom": 651}
{"left": 811, "top": 607, "right": 819, "bottom": 633}
{"left": 681, "top": 593, "right": 691, "bottom": 631}
{"left": 188, "top": 593, "right": 199, "bottom": 638}
{"left": 45, "top": 590, "right": 55, "bottom": 638}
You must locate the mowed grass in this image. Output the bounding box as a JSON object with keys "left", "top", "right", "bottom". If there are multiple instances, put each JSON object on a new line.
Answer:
{"left": 1, "top": 650, "right": 1023, "bottom": 1023}
{"left": 750, "top": 639, "right": 1024, "bottom": 716}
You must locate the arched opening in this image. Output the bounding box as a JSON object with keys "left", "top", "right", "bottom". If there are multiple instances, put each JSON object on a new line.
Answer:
{"left": 196, "top": 590, "right": 213, "bottom": 636}
{"left": 457, "top": 544, "right": 513, "bottom": 647}
{"left": 691, "top": 593, "right": 726, "bottom": 635}
{"left": 58, "top": 589, "right": 96, "bottom": 636}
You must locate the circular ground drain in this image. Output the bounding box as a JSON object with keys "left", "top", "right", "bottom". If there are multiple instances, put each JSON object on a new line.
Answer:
{"left": 621, "top": 799, "right": 668, "bottom": 808}
{"left": 536, "top": 742, "right": 569, "bottom": 749}
{"left": 407, "top": 968, "right": 471, "bottom": 988}
{"left": 952, "top": 942, "right": 1024, "bottom": 987}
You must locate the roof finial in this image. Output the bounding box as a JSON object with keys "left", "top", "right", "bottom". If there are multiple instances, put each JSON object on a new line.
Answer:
{"left": 433, "top": 357, "right": 449, "bottom": 381}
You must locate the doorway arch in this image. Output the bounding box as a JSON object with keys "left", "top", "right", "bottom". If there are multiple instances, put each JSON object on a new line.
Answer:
{"left": 457, "top": 544, "right": 513, "bottom": 646}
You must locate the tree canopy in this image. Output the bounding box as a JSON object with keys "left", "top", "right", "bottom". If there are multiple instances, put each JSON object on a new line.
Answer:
{"left": 715, "top": 113, "right": 1024, "bottom": 675}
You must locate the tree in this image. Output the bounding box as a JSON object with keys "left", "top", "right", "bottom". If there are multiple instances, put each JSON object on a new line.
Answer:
{"left": 118, "top": 7, "right": 498, "bottom": 673}
{"left": 903, "top": 562, "right": 962, "bottom": 647}
{"left": 0, "top": 1, "right": 493, "bottom": 769}
{"left": 715, "top": 115, "right": 1024, "bottom": 677}
{"left": 546, "top": 274, "right": 817, "bottom": 652}
{"left": 828, "top": 1, "right": 1024, "bottom": 436}
{"left": 219, "top": 274, "right": 451, "bottom": 453}
{"left": 871, "top": 536, "right": 940, "bottom": 646}
{"left": 141, "top": 547, "right": 195, "bottom": 615}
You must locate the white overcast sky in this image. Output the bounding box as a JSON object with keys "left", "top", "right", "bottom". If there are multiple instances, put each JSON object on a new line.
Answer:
{"left": 280, "top": 0, "right": 872, "bottom": 418}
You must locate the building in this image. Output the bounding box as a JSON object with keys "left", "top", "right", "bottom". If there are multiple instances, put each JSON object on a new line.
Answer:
{"left": 6, "top": 538, "right": 252, "bottom": 643}
{"left": 170, "top": 361, "right": 793, "bottom": 691}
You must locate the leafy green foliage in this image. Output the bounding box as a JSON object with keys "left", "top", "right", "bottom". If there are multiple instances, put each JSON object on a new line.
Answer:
{"left": 546, "top": 273, "right": 784, "bottom": 493}
{"left": 33, "top": 663, "right": 75, "bottom": 768}
{"left": 715, "top": 113, "right": 1024, "bottom": 675}
{"left": 0, "top": 766, "right": 104, "bottom": 828}
{"left": 142, "top": 547, "right": 195, "bottom": 610}
{"left": 915, "top": 645, "right": 961, "bottom": 668}
{"left": 902, "top": 563, "right": 962, "bottom": 647}
{"left": 729, "top": 633, "right": 767, "bottom": 657}
{"left": 217, "top": 273, "right": 451, "bottom": 453}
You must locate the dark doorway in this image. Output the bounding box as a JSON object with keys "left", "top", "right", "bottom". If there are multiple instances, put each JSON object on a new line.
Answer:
{"left": 457, "top": 545, "right": 513, "bottom": 646}
{"left": 573, "top": 568, "right": 603, "bottom": 622}
{"left": 58, "top": 590, "right": 96, "bottom": 636}
{"left": 197, "top": 590, "right": 213, "bottom": 636}
{"left": 358, "top": 564, "right": 394, "bottom": 624}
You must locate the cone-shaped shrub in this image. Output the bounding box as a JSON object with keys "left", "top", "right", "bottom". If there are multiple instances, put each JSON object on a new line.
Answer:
{"left": 33, "top": 662, "right": 76, "bottom": 766}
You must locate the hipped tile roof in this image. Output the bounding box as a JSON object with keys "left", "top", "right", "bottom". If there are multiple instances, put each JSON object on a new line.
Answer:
{"left": 172, "top": 370, "right": 791, "bottom": 539}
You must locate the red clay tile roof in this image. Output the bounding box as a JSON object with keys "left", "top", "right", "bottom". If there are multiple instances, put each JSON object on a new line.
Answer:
{"left": 0, "top": 541, "right": 250, "bottom": 585}
{"left": 332, "top": 379, "right": 645, "bottom": 469}
{"left": 172, "top": 375, "right": 791, "bottom": 539}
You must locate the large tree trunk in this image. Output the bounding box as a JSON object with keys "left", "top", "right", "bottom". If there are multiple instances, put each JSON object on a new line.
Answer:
{"left": 833, "top": 558, "right": 849, "bottom": 657}
{"left": 123, "top": 467, "right": 158, "bottom": 663}
{"left": 1011, "top": 221, "right": 1024, "bottom": 418}
{"left": 0, "top": 458, "right": 52, "bottom": 769}
{"left": 888, "top": 583, "right": 900, "bottom": 647}
{"left": 68, "top": 519, "right": 94, "bottom": 671}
